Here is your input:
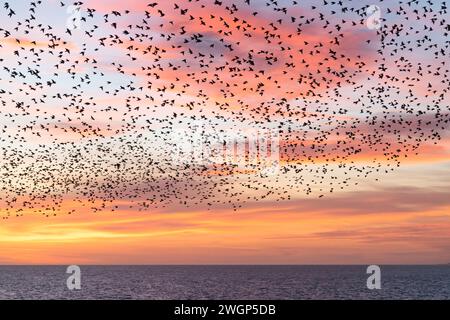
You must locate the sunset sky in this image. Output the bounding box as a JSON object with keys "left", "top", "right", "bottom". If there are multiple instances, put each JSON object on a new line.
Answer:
{"left": 0, "top": 0, "right": 449, "bottom": 265}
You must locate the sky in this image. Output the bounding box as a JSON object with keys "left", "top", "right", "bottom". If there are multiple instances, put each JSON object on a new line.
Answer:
{"left": 0, "top": 0, "right": 449, "bottom": 264}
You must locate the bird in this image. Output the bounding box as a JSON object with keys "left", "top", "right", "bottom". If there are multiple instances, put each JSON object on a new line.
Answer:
{"left": 0, "top": 0, "right": 448, "bottom": 218}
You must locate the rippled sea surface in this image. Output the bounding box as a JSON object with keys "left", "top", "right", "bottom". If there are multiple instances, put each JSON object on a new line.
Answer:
{"left": 0, "top": 265, "right": 449, "bottom": 300}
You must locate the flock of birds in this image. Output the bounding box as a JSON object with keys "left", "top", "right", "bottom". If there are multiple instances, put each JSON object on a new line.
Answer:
{"left": 0, "top": 0, "right": 449, "bottom": 218}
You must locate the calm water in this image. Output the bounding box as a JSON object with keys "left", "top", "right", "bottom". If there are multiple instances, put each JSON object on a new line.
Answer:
{"left": 0, "top": 265, "right": 448, "bottom": 300}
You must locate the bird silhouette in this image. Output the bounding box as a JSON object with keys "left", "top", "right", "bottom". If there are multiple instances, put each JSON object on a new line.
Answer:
{"left": 0, "top": 0, "right": 448, "bottom": 218}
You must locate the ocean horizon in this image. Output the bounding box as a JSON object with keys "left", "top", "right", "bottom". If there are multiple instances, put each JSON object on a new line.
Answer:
{"left": 0, "top": 265, "right": 449, "bottom": 300}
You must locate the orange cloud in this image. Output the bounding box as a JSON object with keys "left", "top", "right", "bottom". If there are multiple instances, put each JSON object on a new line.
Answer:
{"left": 2, "top": 185, "right": 450, "bottom": 264}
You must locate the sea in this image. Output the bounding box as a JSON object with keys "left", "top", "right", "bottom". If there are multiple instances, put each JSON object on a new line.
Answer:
{"left": 0, "top": 265, "right": 448, "bottom": 300}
